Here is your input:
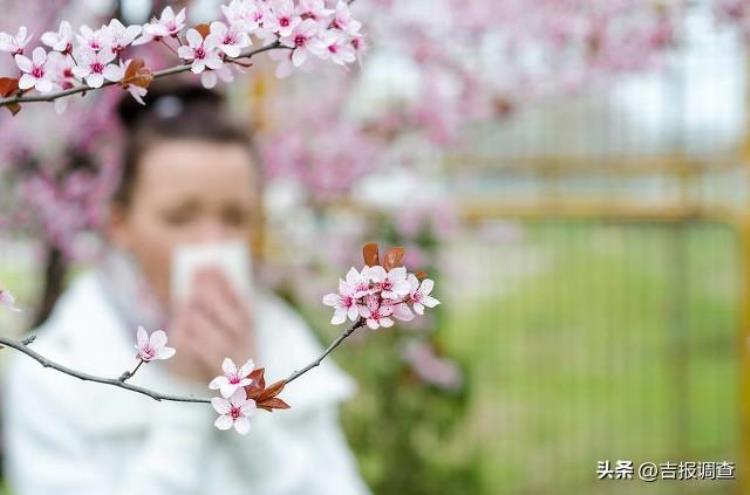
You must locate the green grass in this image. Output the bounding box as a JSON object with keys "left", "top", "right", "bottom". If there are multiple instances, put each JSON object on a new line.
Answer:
{"left": 442, "top": 221, "right": 740, "bottom": 494}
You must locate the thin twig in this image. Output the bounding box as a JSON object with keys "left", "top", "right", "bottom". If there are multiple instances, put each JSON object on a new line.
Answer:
{"left": 285, "top": 319, "right": 364, "bottom": 384}
{"left": 0, "top": 318, "right": 364, "bottom": 405}
{"left": 0, "top": 42, "right": 285, "bottom": 108}
{"left": 0, "top": 335, "right": 211, "bottom": 404}
{"left": 118, "top": 358, "right": 145, "bottom": 382}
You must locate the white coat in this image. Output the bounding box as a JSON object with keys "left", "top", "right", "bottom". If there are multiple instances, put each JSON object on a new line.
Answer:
{"left": 2, "top": 272, "right": 370, "bottom": 495}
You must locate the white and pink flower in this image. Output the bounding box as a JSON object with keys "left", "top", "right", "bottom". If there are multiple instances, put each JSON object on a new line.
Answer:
{"left": 210, "top": 21, "right": 251, "bottom": 58}
{"left": 178, "top": 28, "right": 224, "bottom": 74}
{"left": 265, "top": 0, "right": 302, "bottom": 38}
{"left": 105, "top": 19, "right": 142, "bottom": 54}
{"left": 332, "top": 1, "right": 362, "bottom": 36}
{"left": 368, "top": 265, "right": 410, "bottom": 300}
{"left": 406, "top": 275, "right": 440, "bottom": 315}
{"left": 135, "top": 326, "right": 176, "bottom": 362}
{"left": 212, "top": 388, "right": 256, "bottom": 434}
{"left": 41, "top": 21, "right": 74, "bottom": 54}
{"left": 296, "top": 0, "right": 333, "bottom": 23}
{"left": 133, "top": 6, "right": 186, "bottom": 45}
{"left": 280, "top": 19, "right": 322, "bottom": 68}
{"left": 15, "top": 47, "right": 53, "bottom": 93}
{"left": 72, "top": 47, "right": 123, "bottom": 88}
{"left": 0, "top": 26, "right": 32, "bottom": 55}
{"left": 222, "top": 0, "right": 265, "bottom": 33}
{"left": 311, "top": 29, "right": 356, "bottom": 66}
{"left": 323, "top": 279, "right": 361, "bottom": 324}
{"left": 76, "top": 25, "right": 111, "bottom": 52}
{"left": 360, "top": 294, "right": 395, "bottom": 330}
{"left": 209, "top": 357, "right": 255, "bottom": 398}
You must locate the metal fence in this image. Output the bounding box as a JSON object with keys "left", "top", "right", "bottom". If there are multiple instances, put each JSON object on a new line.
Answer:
{"left": 440, "top": 155, "right": 747, "bottom": 494}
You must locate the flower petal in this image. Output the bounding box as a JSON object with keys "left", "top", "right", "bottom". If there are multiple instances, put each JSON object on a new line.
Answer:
{"left": 238, "top": 359, "right": 255, "bottom": 378}
{"left": 331, "top": 308, "right": 347, "bottom": 325}
{"left": 186, "top": 28, "right": 202, "bottom": 48}
{"left": 322, "top": 293, "right": 339, "bottom": 307}
{"left": 222, "top": 357, "right": 237, "bottom": 376}
{"left": 233, "top": 417, "right": 251, "bottom": 435}
{"left": 229, "top": 388, "right": 247, "bottom": 407}
{"left": 156, "top": 346, "right": 176, "bottom": 360}
{"left": 214, "top": 414, "right": 233, "bottom": 430}
{"left": 220, "top": 382, "right": 238, "bottom": 399}
{"left": 14, "top": 54, "right": 32, "bottom": 72}
{"left": 149, "top": 330, "right": 168, "bottom": 349}
{"left": 211, "top": 397, "right": 231, "bottom": 415}
{"left": 136, "top": 326, "right": 148, "bottom": 348}
{"left": 209, "top": 376, "right": 228, "bottom": 390}
{"left": 422, "top": 295, "right": 440, "bottom": 308}
{"left": 419, "top": 279, "right": 434, "bottom": 295}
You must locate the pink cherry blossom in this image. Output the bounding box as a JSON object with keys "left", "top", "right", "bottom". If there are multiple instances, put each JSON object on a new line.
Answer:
{"left": 105, "top": 19, "right": 142, "bottom": 54}
{"left": 211, "top": 388, "right": 257, "bottom": 434}
{"left": 41, "top": 21, "right": 74, "bottom": 54}
{"left": 0, "top": 26, "right": 32, "bottom": 55}
{"left": 265, "top": 0, "right": 302, "bottom": 38}
{"left": 360, "top": 294, "right": 395, "bottom": 330}
{"left": 311, "top": 29, "right": 356, "bottom": 66}
{"left": 209, "top": 358, "right": 255, "bottom": 398}
{"left": 133, "top": 6, "right": 186, "bottom": 45}
{"left": 221, "top": 0, "right": 265, "bottom": 33}
{"left": 0, "top": 289, "right": 21, "bottom": 312}
{"left": 332, "top": 1, "right": 362, "bottom": 36}
{"left": 296, "top": 0, "right": 334, "bottom": 23}
{"left": 280, "top": 19, "right": 321, "bottom": 68}
{"left": 368, "top": 265, "right": 410, "bottom": 300}
{"left": 406, "top": 275, "right": 440, "bottom": 315}
{"left": 322, "top": 279, "right": 360, "bottom": 324}
{"left": 76, "top": 25, "right": 111, "bottom": 52}
{"left": 178, "top": 28, "right": 224, "bottom": 74}
{"left": 15, "top": 47, "right": 53, "bottom": 93}
{"left": 210, "top": 21, "right": 251, "bottom": 58}
{"left": 346, "top": 266, "right": 373, "bottom": 298}
{"left": 72, "top": 47, "right": 123, "bottom": 88}
{"left": 134, "top": 325, "right": 176, "bottom": 362}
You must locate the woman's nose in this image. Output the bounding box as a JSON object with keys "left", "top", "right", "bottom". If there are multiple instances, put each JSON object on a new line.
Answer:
{"left": 193, "top": 219, "right": 232, "bottom": 243}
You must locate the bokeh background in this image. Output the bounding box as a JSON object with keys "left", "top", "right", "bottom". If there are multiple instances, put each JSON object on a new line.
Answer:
{"left": 1, "top": 0, "right": 749, "bottom": 493}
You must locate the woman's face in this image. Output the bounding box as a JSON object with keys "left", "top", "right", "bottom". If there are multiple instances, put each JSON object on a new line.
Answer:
{"left": 109, "top": 139, "right": 258, "bottom": 307}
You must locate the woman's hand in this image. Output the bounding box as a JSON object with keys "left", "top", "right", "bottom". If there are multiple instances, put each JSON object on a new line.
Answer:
{"left": 166, "top": 267, "right": 256, "bottom": 384}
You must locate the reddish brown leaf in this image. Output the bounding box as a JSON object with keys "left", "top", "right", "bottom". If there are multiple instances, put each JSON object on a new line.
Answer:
{"left": 362, "top": 242, "right": 380, "bottom": 267}
{"left": 259, "top": 380, "right": 286, "bottom": 401}
{"left": 121, "top": 59, "right": 153, "bottom": 89}
{"left": 257, "top": 398, "right": 290, "bottom": 412}
{"left": 0, "top": 77, "right": 19, "bottom": 97}
{"left": 249, "top": 368, "right": 265, "bottom": 389}
{"left": 382, "top": 247, "right": 406, "bottom": 271}
{"left": 194, "top": 23, "right": 210, "bottom": 38}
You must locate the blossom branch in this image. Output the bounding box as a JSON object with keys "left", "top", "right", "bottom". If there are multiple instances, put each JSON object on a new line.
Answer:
{"left": 0, "top": 334, "right": 212, "bottom": 403}
{"left": 0, "top": 42, "right": 282, "bottom": 108}
{"left": 0, "top": 244, "right": 440, "bottom": 434}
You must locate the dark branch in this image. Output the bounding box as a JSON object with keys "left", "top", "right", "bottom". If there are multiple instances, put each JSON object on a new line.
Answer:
{"left": 0, "top": 42, "right": 284, "bottom": 108}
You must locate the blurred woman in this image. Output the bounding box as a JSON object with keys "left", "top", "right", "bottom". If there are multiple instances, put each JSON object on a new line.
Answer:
{"left": 2, "top": 85, "right": 370, "bottom": 495}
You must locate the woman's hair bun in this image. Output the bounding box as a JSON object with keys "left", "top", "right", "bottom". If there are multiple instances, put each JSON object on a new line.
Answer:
{"left": 116, "top": 81, "right": 225, "bottom": 131}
